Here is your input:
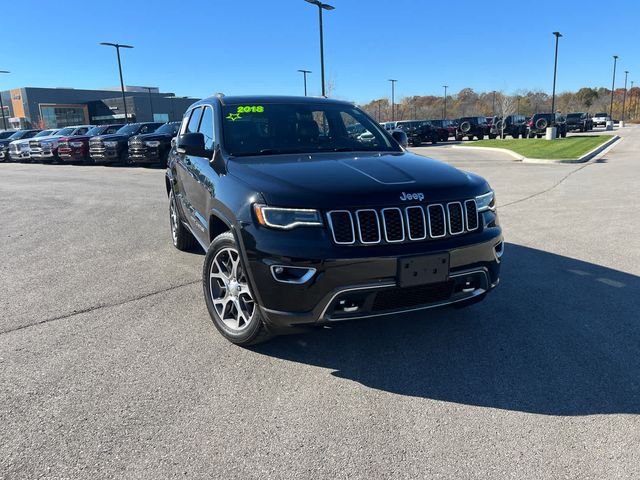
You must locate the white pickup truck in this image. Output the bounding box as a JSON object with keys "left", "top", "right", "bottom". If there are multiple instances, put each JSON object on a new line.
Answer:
{"left": 592, "top": 112, "right": 611, "bottom": 127}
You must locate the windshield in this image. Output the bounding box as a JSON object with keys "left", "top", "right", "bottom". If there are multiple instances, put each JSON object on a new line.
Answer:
{"left": 55, "top": 127, "right": 75, "bottom": 136}
{"left": 9, "top": 131, "right": 35, "bottom": 140}
{"left": 595, "top": 113, "right": 607, "bottom": 117}
{"left": 86, "top": 126, "right": 104, "bottom": 136}
{"left": 35, "top": 130, "right": 55, "bottom": 137}
{"left": 115, "top": 124, "right": 142, "bottom": 135}
{"left": 0, "top": 131, "right": 15, "bottom": 139}
{"left": 566, "top": 114, "right": 582, "bottom": 120}
{"left": 155, "top": 123, "right": 179, "bottom": 136}
{"left": 222, "top": 103, "right": 399, "bottom": 157}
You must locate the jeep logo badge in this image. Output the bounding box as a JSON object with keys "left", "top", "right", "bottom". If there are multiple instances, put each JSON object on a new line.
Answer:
{"left": 399, "top": 192, "right": 425, "bottom": 202}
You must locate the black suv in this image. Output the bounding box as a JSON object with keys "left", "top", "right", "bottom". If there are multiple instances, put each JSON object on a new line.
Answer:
{"left": 166, "top": 95, "right": 503, "bottom": 345}
{"left": 527, "top": 113, "right": 567, "bottom": 138}
{"left": 565, "top": 112, "right": 593, "bottom": 132}
{"left": 89, "top": 122, "right": 163, "bottom": 164}
{"left": 455, "top": 117, "right": 492, "bottom": 141}
{"left": 491, "top": 114, "right": 528, "bottom": 139}
{"left": 128, "top": 121, "right": 181, "bottom": 166}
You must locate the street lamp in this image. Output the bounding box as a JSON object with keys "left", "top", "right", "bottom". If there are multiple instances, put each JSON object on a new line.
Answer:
{"left": 100, "top": 42, "right": 134, "bottom": 124}
{"left": 443, "top": 85, "right": 448, "bottom": 120}
{"left": 0, "top": 70, "right": 9, "bottom": 130}
{"left": 551, "top": 32, "right": 562, "bottom": 114}
{"left": 144, "top": 87, "right": 155, "bottom": 120}
{"left": 297, "top": 69, "right": 311, "bottom": 96}
{"left": 388, "top": 79, "right": 397, "bottom": 121}
{"left": 609, "top": 55, "right": 618, "bottom": 119}
{"left": 622, "top": 70, "right": 629, "bottom": 124}
{"left": 304, "top": 0, "right": 334, "bottom": 97}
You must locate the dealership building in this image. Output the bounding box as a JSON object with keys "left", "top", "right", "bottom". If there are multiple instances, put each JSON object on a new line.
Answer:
{"left": 0, "top": 86, "right": 198, "bottom": 129}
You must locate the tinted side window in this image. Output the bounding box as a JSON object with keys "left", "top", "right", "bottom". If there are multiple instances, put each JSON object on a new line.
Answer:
{"left": 186, "top": 108, "right": 203, "bottom": 134}
{"left": 106, "top": 126, "right": 119, "bottom": 134}
{"left": 198, "top": 107, "right": 215, "bottom": 150}
{"left": 76, "top": 128, "right": 88, "bottom": 135}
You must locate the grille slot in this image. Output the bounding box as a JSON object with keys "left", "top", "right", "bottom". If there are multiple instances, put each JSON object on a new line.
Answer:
{"left": 372, "top": 281, "right": 455, "bottom": 311}
{"left": 465, "top": 200, "right": 478, "bottom": 231}
{"left": 427, "top": 205, "right": 446, "bottom": 238}
{"left": 447, "top": 202, "right": 465, "bottom": 235}
{"left": 405, "top": 206, "right": 427, "bottom": 240}
{"left": 355, "top": 210, "right": 381, "bottom": 244}
{"left": 327, "top": 211, "right": 355, "bottom": 244}
{"left": 381, "top": 208, "right": 404, "bottom": 242}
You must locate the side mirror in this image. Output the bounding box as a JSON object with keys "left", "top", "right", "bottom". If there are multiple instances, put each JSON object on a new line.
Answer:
{"left": 176, "top": 132, "right": 212, "bottom": 159}
{"left": 391, "top": 129, "right": 408, "bottom": 148}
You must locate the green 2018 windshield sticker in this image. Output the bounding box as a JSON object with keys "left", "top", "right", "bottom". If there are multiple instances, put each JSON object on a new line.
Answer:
{"left": 226, "top": 105, "right": 265, "bottom": 122}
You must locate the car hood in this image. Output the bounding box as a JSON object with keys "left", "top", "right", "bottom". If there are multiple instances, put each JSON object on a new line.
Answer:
{"left": 92, "top": 134, "right": 129, "bottom": 142}
{"left": 30, "top": 134, "right": 64, "bottom": 142}
{"left": 227, "top": 151, "right": 489, "bottom": 208}
{"left": 61, "top": 134, "right": 92, "bottom": 142}
{"left": 10, "top": 139, "right": 32, "bottom": 147}
{"left": 130, "top": 132, "right": 172, "bottom": 142}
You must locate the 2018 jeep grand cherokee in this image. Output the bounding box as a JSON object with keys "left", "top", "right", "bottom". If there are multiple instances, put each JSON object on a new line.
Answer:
{"left": 167, "top": 95, "right": 503, "bottom": 345}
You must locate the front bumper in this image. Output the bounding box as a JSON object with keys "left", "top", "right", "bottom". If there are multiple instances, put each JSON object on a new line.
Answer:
{"left": 242, "top": 224, "right": 503, "bottom": 329}
{"left": 90, "top": 148, "right": 120, "bottom": 162}
{"left": 9, "top": 151, "right": 31, "bottom": 161}
{"left": 31, "top": 148, "right": 56, "bottom": 161}
{"left": 128, "top": 147, "right": 162, "bottom": 163}
{"left": 59, "top": 147, "right": 87, "bottom": 161}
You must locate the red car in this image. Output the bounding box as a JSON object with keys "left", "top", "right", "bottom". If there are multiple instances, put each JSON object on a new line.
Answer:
{"left": 58, "top": 124, "right": 123, "bottom": 163}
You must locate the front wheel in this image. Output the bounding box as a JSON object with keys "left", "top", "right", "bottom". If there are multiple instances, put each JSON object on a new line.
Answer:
{"left": 203, "top": 232, "right": 272, "bottom": 346}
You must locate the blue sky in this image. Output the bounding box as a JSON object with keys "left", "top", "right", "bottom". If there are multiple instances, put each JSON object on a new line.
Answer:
{"left": 3, "top": 0, "right": 639, "bottom": 104}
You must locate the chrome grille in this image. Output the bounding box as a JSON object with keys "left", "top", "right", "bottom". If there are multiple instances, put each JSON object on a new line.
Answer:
{"left": 327, "top": 200, "right": 480, "bottom": 246}
{"left": 29, "top": 140, "right": 40, "bottom": 149}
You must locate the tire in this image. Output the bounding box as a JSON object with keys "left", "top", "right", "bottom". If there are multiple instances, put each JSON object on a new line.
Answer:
{"left": 431, "top": 135, "right": 437, "bottom": 145}
{"left": 561, "top": 130, "right": 567, "bottom": 138}
{"left": 460, "top": 121, "right": 472, "bottom": 133}
{"left": 455, "top": 134, "right": 463, "bottom": 141}
{"left": 535, "top": 118, "right": 548, "bottom": 130}
{"left": 203, "top": 231, "right": 272, "bottom": 346}
{"left": 536, "top": 134, "right": 543, "bottom": 139}
{"left": 512, "top": 132, "right": 520, "bottom": 139}
{"left": 169, "top": 188, "right": 198, "bottom": 251}
{"left": 467, "top": 135, "right": 474, "bottom": 141}
{"left": 477, "top": 134, "right": 484, "bottom": 140}
{"left": 488, "top": 134, "right": 496, "bottom": 139}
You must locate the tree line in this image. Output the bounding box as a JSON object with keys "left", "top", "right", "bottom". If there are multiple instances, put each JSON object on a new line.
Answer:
{"left": 359, "top": 87, "right": 640, "bottom": 122}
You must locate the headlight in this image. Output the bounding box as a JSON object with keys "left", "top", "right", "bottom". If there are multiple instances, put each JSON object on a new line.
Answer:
{"left": 475, "top": 190, "right": 496, "bottom": 212}
{"left": 20, "top": 143, "right": 29, "bottom": 150}
{"left": 70, "top": 141, "right": 84, "bottom": 148}
{"left": 104, "top": 141, "right": 118, "bottom": 148}
{"left": 145, "top": 140, "right": 160, "bottom": 148}
{"left": 253, "top": 204, "right": 323, "bottom": 230}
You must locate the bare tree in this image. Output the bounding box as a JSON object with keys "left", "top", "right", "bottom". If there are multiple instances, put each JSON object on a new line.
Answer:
{"left": 498, "top": 93, "right": 516, "bottom": 139}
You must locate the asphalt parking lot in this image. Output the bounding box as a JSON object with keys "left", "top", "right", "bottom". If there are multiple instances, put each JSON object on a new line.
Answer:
{"left": 2, "top": 127, "right": 639, "bottom": 479}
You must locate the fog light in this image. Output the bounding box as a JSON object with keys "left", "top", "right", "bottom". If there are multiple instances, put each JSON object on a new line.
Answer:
{"left": 270, "top": 265, "right": 316, "bottom": 284}
{"left": 494, "top": 241, "right": 504, "bottom": 260}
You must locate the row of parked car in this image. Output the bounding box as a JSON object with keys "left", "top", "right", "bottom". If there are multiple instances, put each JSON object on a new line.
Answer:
{"left": 0, "top": 121, "right": 181, "bottom": 166}
{"left": 381, "top": 111, "right": 604, "bottom": 146}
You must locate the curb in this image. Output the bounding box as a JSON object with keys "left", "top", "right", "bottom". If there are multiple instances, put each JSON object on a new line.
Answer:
{"left": 452, "top": 135, "right": 621, "bottom": 164}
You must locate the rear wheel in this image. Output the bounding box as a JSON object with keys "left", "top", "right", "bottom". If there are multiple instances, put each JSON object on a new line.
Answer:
{"left": 203, "top": 232, "right": 272, "bottom": 346}
{"left": 455, "top": 134, "right": 463, "bottom": 141}
{"left": 477, "top": 134, "right": 484, "bottom": 140}
{"left": 467, "top": 135, "right": 474, "bottom": 141}
{"left": 169, "top": 189, "right": 198, "bottom": 251}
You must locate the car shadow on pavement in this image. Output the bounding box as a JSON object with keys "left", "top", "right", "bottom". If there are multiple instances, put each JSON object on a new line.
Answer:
{"left": 253, "top": 243, "right": 640, "bottom": 416}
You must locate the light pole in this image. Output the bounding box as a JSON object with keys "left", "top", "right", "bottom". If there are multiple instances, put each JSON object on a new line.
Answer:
{"left": 144, "top": 87, "right": 155, "bottom": 121}
{"left": 622, "top": 70, "right": 629, "bottom": 123}
{"left": 388, "top": 79, "right": 397, "bottom": 121}
{"left": 100, "top": 42, "right": 133, "bottom": 124}
{"left": 551, "top": 32, "right": 562, "bottom": 114}
{"left": 0, "top": 70, "right": 9, "bottom": 130}
{"left": 443, "top": 85, "right": 448, "bottom": 120}
{"left": 610, "top": 55, "right": 618, "bottom": 119}
{"left": 304, "top": 0, "right": 334, "bottom": 97}
{"left": 297, "top": 69, "right": 311, "bottom": 96}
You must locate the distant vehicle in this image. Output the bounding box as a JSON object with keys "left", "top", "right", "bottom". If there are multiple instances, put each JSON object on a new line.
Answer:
{"left": 89, "top": 122, "right": 164, "bottom": 164}
{"left": 30, "top": 125, "right": 93, "bottom": 163}
{"left": 8, "top": 129, "right": 58, "bottom": 162}
{"left": 58, "top": 124, "right": 124, "bottom": 163}
{"left": 427, "top": 119, "right": 457, "bottom": 139}
{"left": 128, "top": 121, "right": 181, "bottom": 166}
{"left": 456, "top": 116, "right": 492, "bottom": 140}
{"left": 406, "top": 122, "right": 442, "bottom": 146}
{"left": 527, "top": 113, "right": 567, "bottom": 138}
{"left": 591, "top": 112, "right": 610, "bottom": 128}
{"left": 491, "top": 115, "right": 528, "bottom": 139}
{"left": 0, "top": 129, "right": 41, "bottom": 162}
{"left": 380, "top": 121, "right": 398, "bottom": 131}
{"left": 566, "top": 112, "right": 593, "bottom": 132}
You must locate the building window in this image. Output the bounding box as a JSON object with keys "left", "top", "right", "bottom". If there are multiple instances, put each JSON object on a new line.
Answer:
{"left": 40, "top": 105, "right": 87, "bottom": 128}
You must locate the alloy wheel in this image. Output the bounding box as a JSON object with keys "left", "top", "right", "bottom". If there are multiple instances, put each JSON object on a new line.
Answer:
{"left": 209, "top": 248, "right": 255, "bottom": 331}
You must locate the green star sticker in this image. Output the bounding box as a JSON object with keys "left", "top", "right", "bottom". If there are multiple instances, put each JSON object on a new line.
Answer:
{"left": 226, "top": 113, "right": 242, "bottom": 121}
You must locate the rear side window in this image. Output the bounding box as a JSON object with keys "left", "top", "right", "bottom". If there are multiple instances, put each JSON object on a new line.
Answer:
{"left": 198, "top": 107, "right": 215, "bottom": 150}
{"left": 185, "top": 108, "right": 203, "bottom": 135}
{"left": 106, "top": 126, "right": 120, "bottom": 134}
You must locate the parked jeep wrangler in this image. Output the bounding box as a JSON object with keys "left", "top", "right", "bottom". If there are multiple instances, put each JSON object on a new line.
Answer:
{"left": 492, "top": 114, "right": 528, "bottom": 139}
{"left": 527, "top": 113, "right": 567, "bottom": 138}
{"left": 455, "top": 116, "right": 492, "bottom": 140}
{"left": 166, "top": 95, "right": 503, "bottom": 345}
